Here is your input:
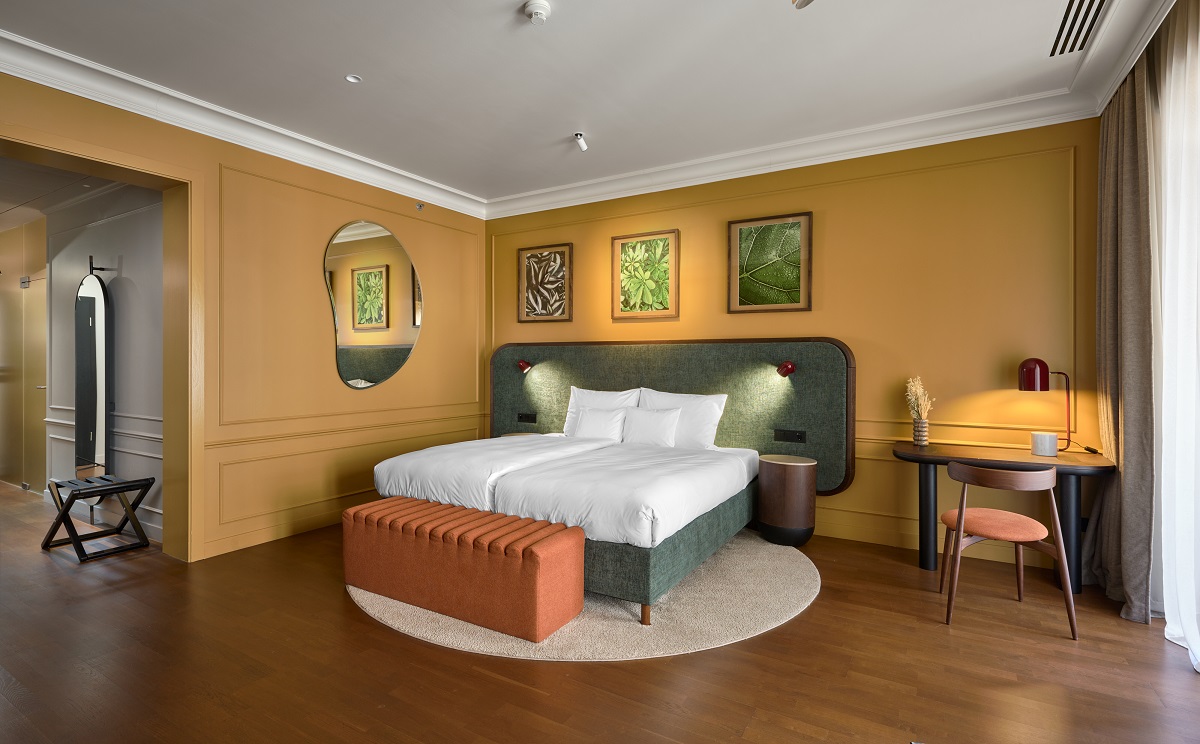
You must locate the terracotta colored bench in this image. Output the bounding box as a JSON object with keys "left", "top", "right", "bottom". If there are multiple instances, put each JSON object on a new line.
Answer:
{"left": 343, "top": 497, "right": 585, "bottom": 642}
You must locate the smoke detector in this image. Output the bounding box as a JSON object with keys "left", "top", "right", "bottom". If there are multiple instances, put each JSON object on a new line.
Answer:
{"left": 525, "top": 1, "right": 551, "bottom": 25}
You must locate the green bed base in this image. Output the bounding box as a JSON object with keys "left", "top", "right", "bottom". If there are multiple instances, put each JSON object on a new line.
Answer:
{"left": 584, "top": 481, "right": 756, "bottom": 605}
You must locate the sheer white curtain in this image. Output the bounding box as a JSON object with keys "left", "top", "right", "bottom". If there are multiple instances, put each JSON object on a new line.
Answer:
{"left": 1151, "top": 0, "right": 1200, "bottom": 673}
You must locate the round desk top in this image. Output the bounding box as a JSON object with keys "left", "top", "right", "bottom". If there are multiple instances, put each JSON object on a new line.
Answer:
{"left": 760, "top": 454, "right": 817, "bottom": 467}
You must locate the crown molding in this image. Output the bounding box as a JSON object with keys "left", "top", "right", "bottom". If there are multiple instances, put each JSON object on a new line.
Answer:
{"left": 1074, "top": 0, "right": 1176, "bottom": 112}
{"left": 330, "top": 221, "right": 392, "bottom": 243}
{"left": 3, "top": 14, "right": 1168, "bottom": 223}
{"left": 0, "top": 30, "right": 489, "bottom": 219}
{"left": 484, "top": 90, "right": 1101, "bottom": 218}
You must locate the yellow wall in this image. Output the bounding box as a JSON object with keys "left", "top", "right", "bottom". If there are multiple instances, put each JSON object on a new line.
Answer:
{"left": 325, "top": 235, "right": 420, "bottom": 347}
{"left": 0, "top": 73, "right": 487, "bottom": 560}
{"left": 0, "top": 66, "right": 1100, "bottom": 566}
{"left": 486, "top": 120, "right": 1101, "bottom": 567}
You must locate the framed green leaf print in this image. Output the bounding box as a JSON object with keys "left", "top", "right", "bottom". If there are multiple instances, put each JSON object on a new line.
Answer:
{"left": 612, "top": 229, "right": 679, "bottom": 320}
{"left": 728, "top": 212, "right": 812, "bottom": 313}
{"left": 351, "top": 264, "right": 389, "bottom": 330}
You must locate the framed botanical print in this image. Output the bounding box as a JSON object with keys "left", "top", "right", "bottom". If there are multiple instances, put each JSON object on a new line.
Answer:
{"left": 728, "top": 212, "right": 812, "bottom": 313}
{"left": 517, "top": 243, "right": 572, "bottom": 322}
{"left": 411, "top": 266, "right": 422, "bottom": 328}
{"left": 611, "top": 229, "right": 679, "bottom": 320}
{"left": 351, "top": 264, "right": 389, "bottom": 330}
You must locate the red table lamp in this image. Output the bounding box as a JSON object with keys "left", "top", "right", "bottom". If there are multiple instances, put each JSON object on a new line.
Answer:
{"left": 1017, "top": 358, "right": 1071, "bottom": 451}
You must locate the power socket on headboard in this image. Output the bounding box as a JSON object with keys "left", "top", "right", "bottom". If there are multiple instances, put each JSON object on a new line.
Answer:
{"left": 517, "top": 412, "right": 537, "bottom": 424}
{"left": 774, "top": 429, "right": 807, "bottom": 444}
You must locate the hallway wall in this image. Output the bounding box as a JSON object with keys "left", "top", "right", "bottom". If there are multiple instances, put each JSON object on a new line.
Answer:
{"left": 46, "top": 184, "right": 165, "bottom": 539}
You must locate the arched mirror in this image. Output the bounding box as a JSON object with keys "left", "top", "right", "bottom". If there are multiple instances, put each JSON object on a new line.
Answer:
{"left": 75, "top": 272, "right": 113, "bottom": 476}
{"left": 324, "top": 221, "right": 421, "bottom": 388}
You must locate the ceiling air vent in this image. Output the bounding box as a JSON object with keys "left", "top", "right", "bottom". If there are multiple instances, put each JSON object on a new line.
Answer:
{"left": 1050, "top": 0, "right": 1108, "bottom": 56}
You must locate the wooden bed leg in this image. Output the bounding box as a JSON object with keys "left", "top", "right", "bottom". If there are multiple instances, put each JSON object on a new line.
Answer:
{"left": 641, "top": 604, "right": 651, "bottom": 626}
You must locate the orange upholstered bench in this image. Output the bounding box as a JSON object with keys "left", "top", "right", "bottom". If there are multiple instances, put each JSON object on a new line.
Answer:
{"left": 343, "top": 497, "right": 585, "bottom": 642}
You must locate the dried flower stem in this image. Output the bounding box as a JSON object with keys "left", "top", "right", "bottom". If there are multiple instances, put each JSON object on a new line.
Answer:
{"left": 905, "top": 377, "right": 935, "bottom": 420}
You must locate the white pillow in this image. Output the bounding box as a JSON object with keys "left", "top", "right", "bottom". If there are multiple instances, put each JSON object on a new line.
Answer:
{"left": 573, "top": 407, "right": 627, "bottom": 441}
{"left": 563, "top": 386, "right": 641, "bottom": 436}
{"left": 638, "top": 388, "right": 728, "bottom": 449}
{"left": 622, "top": 407, "right": 681, "bottom": 447}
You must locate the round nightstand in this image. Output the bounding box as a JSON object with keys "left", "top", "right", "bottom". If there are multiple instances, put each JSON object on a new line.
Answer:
{"left": 758, "top": 455, "right": 817, "bottom": 547}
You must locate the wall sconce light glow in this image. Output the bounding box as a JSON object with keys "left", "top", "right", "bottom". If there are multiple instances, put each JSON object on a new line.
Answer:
{"left": 517, "top": 359, "right": 533, "bottom": 374}
{"left": 345, "top": 74, "right": 363, "bottom": 83}
{"left": 776, "top": 361, "right": 796, "bottom": 377}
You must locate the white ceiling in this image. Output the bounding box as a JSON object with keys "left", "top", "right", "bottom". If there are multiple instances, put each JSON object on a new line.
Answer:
{"left": 0, "top": 0, "right": 1175, "bottom": 218}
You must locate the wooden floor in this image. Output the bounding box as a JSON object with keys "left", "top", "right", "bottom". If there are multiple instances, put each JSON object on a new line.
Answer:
{"left": 2, "top": 483, "right": 1196, "bottom": 743}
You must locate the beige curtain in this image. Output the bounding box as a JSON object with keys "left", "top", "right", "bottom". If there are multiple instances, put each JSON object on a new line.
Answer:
{"left": 1083, "top": 56, "right": 1156, "bottom": 623}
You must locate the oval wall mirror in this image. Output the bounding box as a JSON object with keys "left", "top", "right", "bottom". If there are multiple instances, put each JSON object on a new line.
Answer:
{"left": 324, "top": 221, "right": 421, "bottom": 389}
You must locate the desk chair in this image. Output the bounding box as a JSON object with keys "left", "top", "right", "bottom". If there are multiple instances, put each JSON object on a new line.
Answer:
{"left": 939, "top": 461, "right": 1078, "bottom": 640}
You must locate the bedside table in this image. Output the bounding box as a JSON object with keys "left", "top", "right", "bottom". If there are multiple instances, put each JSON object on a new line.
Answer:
{"left": 758, "top": 455, "right": 817, "bottom": 547}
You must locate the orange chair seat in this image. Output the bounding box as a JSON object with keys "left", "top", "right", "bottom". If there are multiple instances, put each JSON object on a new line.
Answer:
{"left": 940, "top": 507, "right": 1049, "bottom": 543}
{"left": 343, "top": 497, "right": 585, "bottom": 642}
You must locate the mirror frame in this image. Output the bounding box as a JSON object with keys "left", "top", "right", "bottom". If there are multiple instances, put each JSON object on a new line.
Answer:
{"left": 74, "top": 272, "right": 114, "bottom": 475}
{"left": 324, "top": 220, "right": 421, "bottom": 390}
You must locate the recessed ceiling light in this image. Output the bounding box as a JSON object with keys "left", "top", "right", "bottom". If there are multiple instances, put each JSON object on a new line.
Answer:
{"left": 345, "top": 74, "right": 363, "bottom": 83}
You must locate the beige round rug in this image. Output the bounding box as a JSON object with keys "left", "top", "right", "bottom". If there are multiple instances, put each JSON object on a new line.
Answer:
{"left": 346, "top": 530, "right": 820, "bottom": 661}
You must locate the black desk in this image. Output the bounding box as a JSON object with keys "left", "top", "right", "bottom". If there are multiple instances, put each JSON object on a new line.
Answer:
{"left": 892, "top": 443, "right": 1115, "bottom": 594}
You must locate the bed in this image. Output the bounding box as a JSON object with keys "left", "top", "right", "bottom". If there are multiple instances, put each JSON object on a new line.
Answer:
{"left": 377, "top": 338, "right": 855, "bottom": 621}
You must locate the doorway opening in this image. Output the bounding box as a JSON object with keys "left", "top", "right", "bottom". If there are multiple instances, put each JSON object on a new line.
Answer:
{"left": 0, "top": 140, "right": 186, "bottom": 554}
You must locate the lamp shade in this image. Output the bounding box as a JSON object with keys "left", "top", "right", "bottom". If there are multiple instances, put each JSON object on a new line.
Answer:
{"left": 1017, "top": 357, "right": 1050, "bottom": 391}
{"left": 517, "top": 359, "right": 533, "bottom": 374}
{"left": 776, "top": 361, "right": 796, "bottom": 378}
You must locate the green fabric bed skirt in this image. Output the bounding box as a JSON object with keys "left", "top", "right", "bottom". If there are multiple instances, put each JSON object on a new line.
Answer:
{"left": 583, "top": 480, "right": 757, "bottom": 606}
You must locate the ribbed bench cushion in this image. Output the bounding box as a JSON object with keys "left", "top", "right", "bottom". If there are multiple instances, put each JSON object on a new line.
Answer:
{"left": 343, "top": 497, "right": 585, "bottom": 642}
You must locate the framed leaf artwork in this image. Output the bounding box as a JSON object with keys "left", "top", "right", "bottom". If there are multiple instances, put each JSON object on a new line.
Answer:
{"left": 411, "top": 266, "right": 422, "bottom": 328}
{"left": 351, "top": 264, "right": 389, "bottom": 330}
{"left": 517, "top": 243, "right": 572, "bottom": 323}
{"left": 611, "top": 230, "right": 679, "bottom": 320}
{"left": 728, "top": 212, "right": 812, "bottom": 313}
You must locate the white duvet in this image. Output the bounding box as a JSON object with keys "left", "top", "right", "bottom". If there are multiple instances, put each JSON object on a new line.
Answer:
{"left": 373, "top": 434, "right": 614, "bottom": 511}
{"left": 495, "top": 443, "right": 758, "bottom": 548}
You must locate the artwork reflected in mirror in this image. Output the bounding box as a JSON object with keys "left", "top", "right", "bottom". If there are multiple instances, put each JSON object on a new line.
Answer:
{"left": 325, "top": 221, "right": 421, "bottom": 389}
{"left": 75, "top": 272, "right": 113, "bottom": 477}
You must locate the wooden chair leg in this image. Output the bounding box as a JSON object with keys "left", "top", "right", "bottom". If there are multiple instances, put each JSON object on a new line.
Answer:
{"left": 1046, "top": 488, "right": 1079, "bottom": 640}
{"left": 641, "top": 604, "right": 651, "bottom": 626}
{"left": 1015, "top": 543, "right": 1024, "bottom": 602}
{"left": 939, "top": 526, "right": 954, "bottom": 594}
{"left": 945, "top": 484, "right": 969, "bottom": 625}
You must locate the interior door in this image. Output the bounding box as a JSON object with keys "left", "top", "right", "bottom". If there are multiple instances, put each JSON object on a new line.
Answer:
{"left": 23, "top": 273, "right": 47, "bottom": 490}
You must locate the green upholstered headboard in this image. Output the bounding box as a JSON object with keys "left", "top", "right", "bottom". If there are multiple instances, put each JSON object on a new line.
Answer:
{"left": 490, "top": 338, "right": 855, "bottom": 495}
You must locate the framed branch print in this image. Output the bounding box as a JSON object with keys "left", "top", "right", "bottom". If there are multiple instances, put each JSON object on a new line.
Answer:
{"left": 351, "top": 264, "right": 389, "bottom": 330}
{"left": 517, "top": 243, "right": 572, "bottom": 322}
{"left": 612, "top": 229, "right": 679, "bottom": 320}
{"left": 728, "top": 212, "right": 812, "bottom": 313}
